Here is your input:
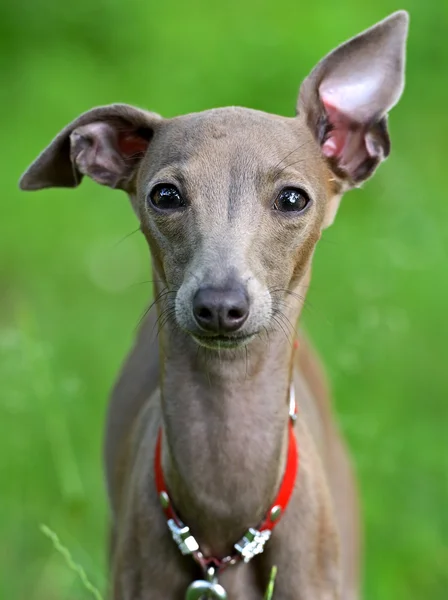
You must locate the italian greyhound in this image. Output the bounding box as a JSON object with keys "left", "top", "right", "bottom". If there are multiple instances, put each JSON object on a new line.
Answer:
{"left": 20, "top": 11, "right": 408, "bottom": 599}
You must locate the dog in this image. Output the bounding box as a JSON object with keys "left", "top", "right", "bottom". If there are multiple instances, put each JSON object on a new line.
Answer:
{"left": 20, "top": 11, "right": 408, "bottom": 599}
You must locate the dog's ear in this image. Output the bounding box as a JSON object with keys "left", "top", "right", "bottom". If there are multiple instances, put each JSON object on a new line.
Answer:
{"left": 297, "top": 11, "right": 408, "bottom": 187}
{"left": 19, "top": 104, "right": 161, "bottom": 193}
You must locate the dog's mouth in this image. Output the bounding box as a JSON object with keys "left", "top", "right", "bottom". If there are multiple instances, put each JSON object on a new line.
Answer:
{"left": 191, "top": 332, "right": 257, "bottom": 350}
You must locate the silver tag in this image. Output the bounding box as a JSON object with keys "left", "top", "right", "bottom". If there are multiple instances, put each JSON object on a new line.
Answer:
{"left": 185, "top": 579, "right": 228, "bottom": 600}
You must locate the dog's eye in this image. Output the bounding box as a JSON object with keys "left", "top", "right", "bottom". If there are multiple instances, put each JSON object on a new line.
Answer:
{"left": 273, "top": 188, "right": 310, "bottom": 213}
{"left": 148, "top": 184, "right": 185, "bottom": 211}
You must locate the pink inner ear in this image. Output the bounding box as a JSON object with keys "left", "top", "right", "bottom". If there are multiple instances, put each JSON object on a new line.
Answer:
{"left": 319, "top": 94, "right": 374, "bottom": 177}
{"left": 118, "top": 132, "right": 150, "bottom": 157}
{"left": 320, "top": 99, "right": 353, "bottom": 159}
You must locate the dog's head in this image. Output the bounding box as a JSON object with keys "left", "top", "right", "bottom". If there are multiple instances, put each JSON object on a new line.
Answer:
{"left": 20, "top": 12, "right": 408, "bottom": 350}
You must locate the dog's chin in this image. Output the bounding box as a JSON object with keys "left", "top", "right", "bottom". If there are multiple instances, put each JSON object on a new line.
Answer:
{"left": 190, "top": 332, "right": 257, "bottom": 350}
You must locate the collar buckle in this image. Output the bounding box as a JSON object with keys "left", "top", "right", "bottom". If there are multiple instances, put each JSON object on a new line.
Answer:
{"left": 167, "top": 519, "right": 200, "bottom": 555}
{"left": 234, "top": 527, "right": 272, "bottom": 563}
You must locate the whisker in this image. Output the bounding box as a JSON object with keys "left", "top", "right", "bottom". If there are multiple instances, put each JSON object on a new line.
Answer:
{"left": 276, "top": 157, "right": 309, "bottom": 176}
{"left": 113, "top": 228, "right": 142, "bottom": 248}
{"left": 262, "top": 326, "right": 271, "bottom": 350}
{"left": 154, "top": 307, "right": 177, "bottom": 339}
{"left": 272, "top": 145, "right": 303, "bottom": 171}
{"left": 136, "top": 287, "right": 176, "bottom": 333}
{"left": 271, "top": 286, "right": 332, "bottom": 325}
{"left": 159, "top": 310, "right": 177, "bottom": 334}
{"left": 270, "top": 288, "right": 308, "bottom": 302}
{"left": 130, "top": 280, "right": 172, "bottom": 288}
{"left": 121, "top": 151, "right": 147, "bottom": 163}
{"left": 272, "top": 139, "right": 314, "bottom": 171}
{"left": 271, "top": 313, "right": 293, "bottom": 347}
{"left": 273, "top": 308, "right": 297, "bottom": 337}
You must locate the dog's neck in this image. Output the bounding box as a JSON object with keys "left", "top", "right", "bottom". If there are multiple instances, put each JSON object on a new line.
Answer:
{"left": 157, "top": 296, "right": 302, "bottom": 556}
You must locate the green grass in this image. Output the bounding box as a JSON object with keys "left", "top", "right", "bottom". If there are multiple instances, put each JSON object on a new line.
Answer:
{"left": 40, "top": 525, "right": 103, "bottom": 600}
{"left": 265, "top": 566, "right": 278, "bottom": 600}
{"left": 1, "top": 1, "right": 447, "bottom": 598}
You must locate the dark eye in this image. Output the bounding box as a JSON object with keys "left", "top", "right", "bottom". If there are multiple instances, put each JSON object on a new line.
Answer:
{"left": 148, "top": 184, "right": 185, "bottom": 211}
{"left": 273, "top": 188, "right": 310, "bottom": 213}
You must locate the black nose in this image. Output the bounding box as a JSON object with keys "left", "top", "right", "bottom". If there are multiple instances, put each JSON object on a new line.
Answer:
{"left": 193, "top": 286, "right": 250, "bottom": 334}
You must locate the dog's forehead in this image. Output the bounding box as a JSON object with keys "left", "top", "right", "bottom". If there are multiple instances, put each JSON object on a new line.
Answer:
{"left": 155, "top": 107, "right": 313, "bottom": 164}
{"left": 169, "top": 106, "right": 293, "bottom": 134}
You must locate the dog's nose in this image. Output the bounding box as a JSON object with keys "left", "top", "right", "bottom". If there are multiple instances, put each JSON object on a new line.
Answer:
{"left": 193, "top": 286, "right": 249, "bottom": 334}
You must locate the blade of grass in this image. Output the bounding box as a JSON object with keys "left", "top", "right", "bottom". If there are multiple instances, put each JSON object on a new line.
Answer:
{"left": 264, "top": 565, "right": 278, "bottom": 600}
{"left": 40, "top": 524, "right": 103, "bottom": 600}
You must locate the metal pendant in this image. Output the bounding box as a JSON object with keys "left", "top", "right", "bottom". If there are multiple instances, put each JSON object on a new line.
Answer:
{"left": 185, "top": 579, "right": 227, "bottom": 600}
{"left": 185, "top": 566, "right": 227, "bottom": 600}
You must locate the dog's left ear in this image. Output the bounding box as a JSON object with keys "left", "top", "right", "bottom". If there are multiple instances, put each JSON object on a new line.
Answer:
{"left": 298, "top": 11, "right": 409, "bottom": 187}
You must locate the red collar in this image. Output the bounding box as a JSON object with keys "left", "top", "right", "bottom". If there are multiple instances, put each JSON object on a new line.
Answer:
{"left": 154, "top": 384, "right": 299, "bottom": 576}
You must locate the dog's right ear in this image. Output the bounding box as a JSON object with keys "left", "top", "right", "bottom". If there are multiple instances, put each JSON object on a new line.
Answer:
{"left": 19, "top": 104, "right": 162, "bottom": 193}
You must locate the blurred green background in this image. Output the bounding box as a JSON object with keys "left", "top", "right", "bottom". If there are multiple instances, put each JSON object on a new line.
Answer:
{"left": 1, "top": 0, "right": 447, "bottom": 598}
